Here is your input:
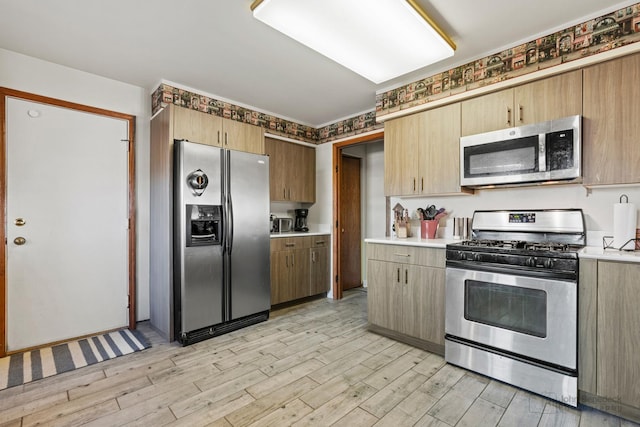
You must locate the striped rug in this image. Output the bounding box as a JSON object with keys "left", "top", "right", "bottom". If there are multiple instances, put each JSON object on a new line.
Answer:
{"left": 0, "top": 329, "right": 150, "bottom": 391}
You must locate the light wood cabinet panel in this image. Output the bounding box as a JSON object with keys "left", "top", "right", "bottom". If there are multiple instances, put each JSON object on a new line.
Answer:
{"left": 461, "top": 70, "right": 582, "bottom": 136}
{"left": 578, "top": 258, "right": 597, "bottom": 394}
{"left": 583, "top": 53, "right": 640, "bottom": 185}
{"left": 367, "top": 260, "right": 402, "bottom": 332}
{"left": 402, "top": 265, "right": 445, "bottom": 344}
{"left": 513, "top": 69, "right": 582, "bottom": 126}
{"left": 461, "top": 88, "right": 513, "bottom": 136}
{"left": 222, "top": 118, "right": 264, "bottom": 155}
{"left": 366, "top": 243, "right": 445, "bottom": 349}
{"left": 172, "top": 105, "right": 222, "bottom": 147}
{"left": 383, "top": 113, "right": 421, "bottom": 196}
{"left": 421, "top": 103, "right": 462, "bottom": 194}
{"left": 384, "top": 102, "right": 468, "bottom": 196}
{"left": 596, "top": 261, "right": 640, "bottom": 408}
{"left": 265, "top": 137, "right": 316, "bottom": 203}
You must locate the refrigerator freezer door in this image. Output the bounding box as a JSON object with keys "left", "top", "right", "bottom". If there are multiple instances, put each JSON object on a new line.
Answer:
{"left": 228, "top": 150, "right": 271, "bottom": 319}
{"left": 175, "top": 141, "right": 224, "bottom": 335}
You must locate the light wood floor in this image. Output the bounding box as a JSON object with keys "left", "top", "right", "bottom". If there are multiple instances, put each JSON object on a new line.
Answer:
{"left": 1, "top": 289, "right": 638, "bottom": 427}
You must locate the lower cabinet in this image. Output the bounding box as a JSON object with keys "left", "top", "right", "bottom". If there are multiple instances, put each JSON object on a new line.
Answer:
{"left": 579, "top": 258, "right": 640, "bottom": 423}
{"left": 270, "top": 235, "right": 330, "bottom": 305}
{"left": 366, "top": 243, "right": 445, "bottom": 354}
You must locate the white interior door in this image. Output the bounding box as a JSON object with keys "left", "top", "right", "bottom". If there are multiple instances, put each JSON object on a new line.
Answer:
{"left": 6, "top": 97, "right": 129, "bottom": 352}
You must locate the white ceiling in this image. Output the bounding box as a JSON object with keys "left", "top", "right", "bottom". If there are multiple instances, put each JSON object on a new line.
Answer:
{"left": 0, "top": 0, "right": 635, "bottom": 127}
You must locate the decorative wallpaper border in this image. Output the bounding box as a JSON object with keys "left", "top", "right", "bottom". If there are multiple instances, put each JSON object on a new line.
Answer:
{"left": 151, "top": 84, "right": 380, "bottom": 144}
{"left": 376, "top": 2, "right": 640, "bottom": 116}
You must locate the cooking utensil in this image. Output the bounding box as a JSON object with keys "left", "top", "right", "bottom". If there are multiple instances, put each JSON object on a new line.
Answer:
{"left": 424, "top": 205, "right": 437, "bottom": 220}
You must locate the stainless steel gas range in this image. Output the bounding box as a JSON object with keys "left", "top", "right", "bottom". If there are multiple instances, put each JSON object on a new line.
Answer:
{"left": 445, "top": 209, "right": 585, "bottom": 407}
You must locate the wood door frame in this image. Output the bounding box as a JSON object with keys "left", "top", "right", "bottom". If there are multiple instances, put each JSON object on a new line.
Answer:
{"left": 332, "top": 131, "right": 383, "bottom": 300}
{"left": 0, "top": 87, "right": 137, "bottom": 357}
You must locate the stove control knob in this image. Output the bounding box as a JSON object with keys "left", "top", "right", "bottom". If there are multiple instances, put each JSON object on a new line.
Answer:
{"left": 526, "top": 257, "right": 536, "bottom": 267}
{"left": 544, "top": 259, "right": 554, "bottom": 269}
{"left": 473, "top": 253, "right": 482, "bottom": 262}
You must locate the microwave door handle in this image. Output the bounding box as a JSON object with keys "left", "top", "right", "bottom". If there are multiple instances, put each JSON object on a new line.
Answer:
{"left": 539, "top": 134, "right": 546, "bottom": 172}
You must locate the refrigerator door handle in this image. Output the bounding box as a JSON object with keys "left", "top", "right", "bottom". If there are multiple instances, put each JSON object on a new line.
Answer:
{"left": 228, "top": 192, "right": 234, "bottom": 254}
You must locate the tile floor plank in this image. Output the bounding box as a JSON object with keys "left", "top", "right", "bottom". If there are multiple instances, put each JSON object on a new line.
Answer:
{"left": 0, "top": 290, "right": 637, "bottom": 427}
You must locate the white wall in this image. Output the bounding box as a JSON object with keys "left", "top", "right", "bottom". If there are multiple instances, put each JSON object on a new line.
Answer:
{"left": 390, "top": 185, "right": 640, "bottom": 246}
{"left": 0, "top": 48, "right": 151, "bottom": 321}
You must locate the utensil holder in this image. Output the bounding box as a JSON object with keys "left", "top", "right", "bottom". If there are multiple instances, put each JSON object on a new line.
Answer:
{"left": 421, "top": 220, "right": 438, "bottom": 239}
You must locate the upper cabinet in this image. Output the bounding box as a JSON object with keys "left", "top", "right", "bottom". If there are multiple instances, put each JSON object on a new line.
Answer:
{"left": 172, "top": 105, "right": 264, "bottom": 154}
{"left": 384, "top": 102, "right": 469, "bottom": 197}
{"left": 583, "top": 53, "right": 640, "bottom": 186}
{"left": 265, "top": 137, "right": 316, "bottom": 203}
{"left": 461, "top": 70, "right": 583, "bottom": 136}
{"left": 173, "top": 105, "right": 222, "bottom": 147}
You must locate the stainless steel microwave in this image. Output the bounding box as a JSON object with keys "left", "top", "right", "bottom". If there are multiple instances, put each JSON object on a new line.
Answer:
{"left": 460, "top": 115, "right": 581, "bottom": 187}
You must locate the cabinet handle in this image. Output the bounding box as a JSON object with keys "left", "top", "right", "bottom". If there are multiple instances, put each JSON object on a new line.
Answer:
{"left": 518, "top": 104, "right": 523, "bottom": 123}
{"left": 421, "top": 177, "right": 424, "bottom": 192}
{"left": 315, "top": 240, "right": 325, "bottom": 245}
{"left": 224, "top": 132, "right": 229, "bottom": 145}
{"left": 397, "top": 267, "right": 400, "bottom": 283}
{"left": 312, "top": 251, "right": 316, "bottom": 262}
{"left": 283, "top": 188, "right": 286, "bottom": 199}
{"left": 291, "top": 254, "right": 295, "bottom": 266}
{"left": 413, "top": 178, "right": 416, "bottom": 192}
{"left": 405, "top": 269, "right": 408, "bottom": 284}
{"left": 285, "top": 243, "right": 296, "bottom": 247}
{"left": 506, "top": 107, "right": 512, "bottom": 126}
{"left": 394, "top": 253, "right": 411, "bottom": 257}
{"left": 285, "top": 255, "right": 289, "bottom": 268}
{"left": 217, "top": 130, "right": 221, "bottom": 144}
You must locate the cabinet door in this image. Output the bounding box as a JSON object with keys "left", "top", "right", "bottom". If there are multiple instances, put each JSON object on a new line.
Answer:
{"left": 420, "top": 103, "right": 462, "bottom": 194}
{"left": 291, "top": 144, "right": 316, "bottom": 203}
{"left": 578, "top": 258, "right": 597, "bottom": 394}
{"left": 265, "top": 137, "right": 286, "bottom": 201}
{"left": 310, "top": 246, "right": 329, "bottom": 296}
{"left": 384, "top": 113, "right": 421, "bottom": 196}
{"left": 270, "top": 250, "right": 290, "bottom": 305}
{"left": 583, "top": 54, "right": 640, "bottom": 185}
{"left": 402, "top": 265, "right": 445, "bottom": 343}
{"left": 514, "top": 70, "right": 582, "bottom": 126}
{"left": 173, "top": 106, "right": 222, "bottom": 147}
{"left": 461, "top": 88, "right": 514, "bottom": 136}
{"left": 222, "top": 118, "right": 264, "bottom": 154}
{"left": 367, "top": 260, "right": 402, "bottom": 331}
{"left": 597, "top": 261, "right": 640, "bottom": 407}
{"left": 291, "top": 248, "right": 311, "bottom": 299}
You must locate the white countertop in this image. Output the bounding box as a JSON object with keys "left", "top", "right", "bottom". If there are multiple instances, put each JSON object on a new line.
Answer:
{"left": 270, "top": 231, "right": 330, "bottom": 238}
{"left": 579, "top": 246, "right": 640, "bottom": 263}
{"left": 364, "top": 236, "right": 459, "bottom": 249}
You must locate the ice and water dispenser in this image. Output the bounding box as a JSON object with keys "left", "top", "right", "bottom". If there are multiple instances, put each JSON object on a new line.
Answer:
{"left": 185, "top": 204, "right": 222, "bottom": 246}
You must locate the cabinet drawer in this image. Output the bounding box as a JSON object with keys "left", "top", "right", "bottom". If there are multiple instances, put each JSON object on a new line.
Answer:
{"left": 271, "top": 236, "right": 312, "bottom": 251}
{"left": 367, "top": 243, "right": 444, "bottom": 268}
{"left": 311, "top": 235, "right": 330, "bottom": 248}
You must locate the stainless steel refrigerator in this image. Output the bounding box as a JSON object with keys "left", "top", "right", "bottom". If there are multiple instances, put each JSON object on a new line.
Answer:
{"left": 173, "top": 140, "right": 271, "bottom": 345}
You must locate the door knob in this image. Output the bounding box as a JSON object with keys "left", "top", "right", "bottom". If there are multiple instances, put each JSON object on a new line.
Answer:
{"left": 14, "top": 237, "right": 26, "bottom": 245}
{"left": 14, "top": 218, "right": 26, "bottom": 226}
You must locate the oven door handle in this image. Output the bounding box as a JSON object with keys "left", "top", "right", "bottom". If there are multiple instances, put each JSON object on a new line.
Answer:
{"left": 445, "top": 260, "right": 577, "bottom": 281}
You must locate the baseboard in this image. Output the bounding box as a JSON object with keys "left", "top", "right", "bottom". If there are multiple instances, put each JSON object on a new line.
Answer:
{"left": 579, "top": 391, "right": 640, "bottom": 424}
{"left": 368, "top": 323, "right": 444, "bottom": 356}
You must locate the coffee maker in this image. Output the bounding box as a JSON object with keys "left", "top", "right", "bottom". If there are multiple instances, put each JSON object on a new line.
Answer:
{"left": 294, "top": 208, "right": 309, "bottom": 232}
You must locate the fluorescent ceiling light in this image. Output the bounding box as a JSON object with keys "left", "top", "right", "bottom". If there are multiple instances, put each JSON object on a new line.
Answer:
{"left": 251, "top": 0, "right": 456, "bottom": 84}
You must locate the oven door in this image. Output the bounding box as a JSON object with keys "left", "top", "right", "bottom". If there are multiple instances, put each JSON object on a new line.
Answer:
{"left": 445, "top": 266, "right": 577, "bottom": 369}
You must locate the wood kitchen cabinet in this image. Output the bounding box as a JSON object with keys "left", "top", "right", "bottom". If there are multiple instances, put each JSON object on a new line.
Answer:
{"left": 384, "top": 102, "right": 470, "bottom": 197}
{"left": 461, "top": 70, "right": 583, "bottom": 136}
{"left": 173, "top": 104, "right": 264, "bottom": 154}
{"left": 265, "top": 137, "right": 315, "bottom": 203}
{"left": 578, "top": 258, "right": 640, "bottom": 423}
{"left": 270, "top": 234, "right": 330, "bottom": 305}
{"left": 596, "top": 261, "right": 640, "bottom": 416}
{"left": 366, "top": 243, "right": 446, "bottom": 354}
{"left": 310, "top": 236, "right": 330, "bottom": 296}
{"left": 583, "top": 53, "right": 640, "bottom": 186}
